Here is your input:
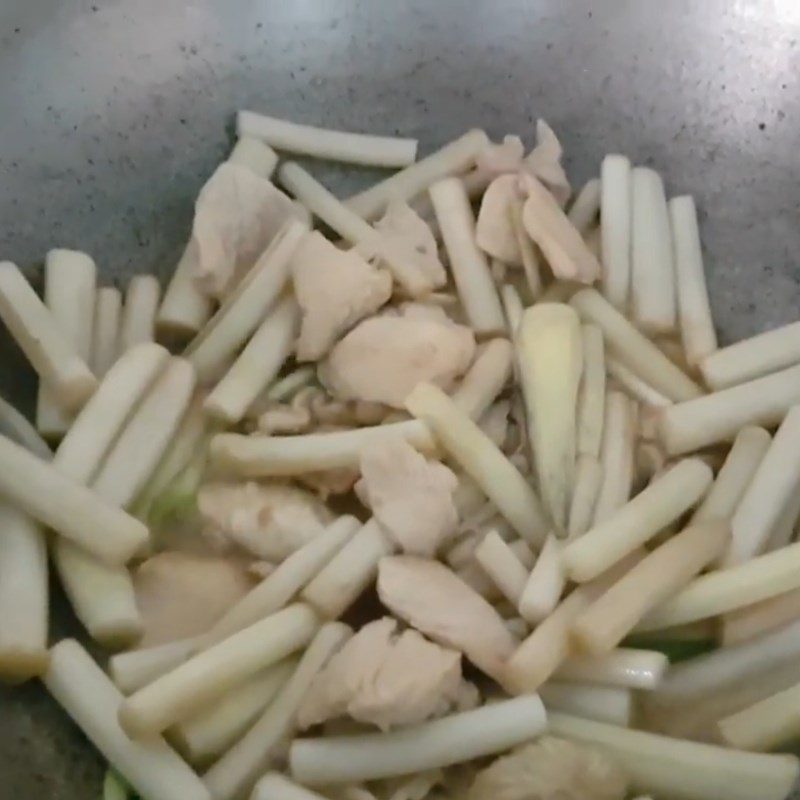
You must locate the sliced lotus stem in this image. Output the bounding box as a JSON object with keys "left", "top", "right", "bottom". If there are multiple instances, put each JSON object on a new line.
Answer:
{"left": 764, "top": 480, "right": 800, "bottom": 552}
{"left": 227, "top": 136, "right": 279, "bottom": 177}
{"left": 0, "top": 394, "right": 52, "bottom": 460}
{"left": 502, "top": 550, "right": 645, "bottom": 693}
{"left": 509, "top": 198, "right": 543, "bottom": 299}
{"left": 517, "top": 304, "right": 583, "bottom": 531}
{"left": 568, "top": 455, "right": 603, "bottom": 538}
{"left": 518, "top": 534, "right": 565, "bottom": 624}
{"left": 110, "top": 638, "right": 202, "bottom": 694}
{"left": 156, "top": 242, "right": 213, "bottom": 338}
{"left": 572, "top": 521, "right": 729, "bottom": 654}
{"left": 630, "top": 168, "right": 676, "bottom": 334}
{"left": 345, "top": 129, "right": 489, "bottom": 220}
{"left": 43, "top": 640, "right": 211, "bottom": 800}
{"left": 289, "top": 695, "right": 547, "bottom": 786}
{"left": 576, "top": 323, "right": 606, "bottom": 458}
{"left": 718, "top": 679, "right": 800, "bottom": 752}
{"left": 521, "top": 174, "right": 601, "bottom": 284}
{"left": 474, "top": 529, "right": 530, "bottom": 605}
{"left": 607, "top": 357, "right": 672, "bottom": 407}
{"left": 210, "top": 419, "right": 435, "bottom": 477}
{"left": 555, "top": 648, "right": 668, "bottom": 689}
{"left": 36, "top": 249, "right": 97, "bottom": 439}
{"left": 171, "top": 659, "right": 296, "bottom": 765}
{"left": 204, "top": 295, "right": 299, "bottom": 423}
{"left": 638, "top": 540, "right": 800, "bottom": 631}
{"left": 203, "top": 622, "right": 352, "bottom": 800}
{"left": 592, "top": 391, "right": 636, "bottom": 524}
{"left": 428, "top": 177, "right": 505, "bottom": 335}
{"left": 405, "top": 382, "right": 549, "bottom": 546}
{"left": 659, "top": 363, "right": 800, "bottom": 455}
{"left": 184, "top": 219, "right": 307, "bottom": 382}
{"left": 500, "top": 283, "right": 523, "bottom": 333}
{"left": 549, "top": 712, "right": 799, "bottom": 800}
{"left": 722, "top": 406, "right": 800, "bottom": 565}
{"left": 563, "top": 457, "right": 713, "bottom": 583}
{"left": 207, "top": 516, "right": 361, "bottom": 641}
{"left": 237, "top": 110, "right": 417, "bottom": 167}
{"left": 570, "top": 288, "right": 702, "bottom": 402}
{"left": 119, "top": 275, "right": 160, "bottom": 352}
{"left": 723, "top": 587, "right": 800, "bottom": 646}
{"left": 264, "top": 366, "right": 317, "bottom": 403}
{"left": 669, "top": 195, "right": 717, "bottom": 365}
{"left": 600, "top": 155, "right": 632, "bottom": 308}
{"left": 0, "top": 261, "right": 97, "bottom": 410}
{"left": 301, "top": 519, "right": 395, "bottom": 620}
{"left": 539, "top": 681, "right": 632, "bottom": 727}
{"left": 567, "top": 177, "right": 601, "bottom": 234}
{"left": 252, "top": 772, "right": 330, "bottom": 800}
{"left": 119, "top": 603, "right": 319, "bottom": 738}
{"left": 451, "top": 338, "right": 514, "bottom": 420}
{"left": 91, "top": 287, "right": 123, "bottom": 378}
{"left": 691, "top": 425, "right": 771, "bottom": 524}
{"left": 0, "top": 501, "right": 48, "bottom": 680}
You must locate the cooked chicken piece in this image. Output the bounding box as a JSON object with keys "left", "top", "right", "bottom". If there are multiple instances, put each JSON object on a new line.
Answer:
{"left": 133, "top": 552, "right": 253, "bottom": 647}
{"left": 356, "top": 438, "right": 459, "bottom": 557}
{"left": 291, "top": 232, "right": 393, "bottom": 361}
{"left": 479, "top": 400, "right": 511, "bottom": 449}
{"left": 371, "top": 201, "right": 447, "bottom": 293}
{"left": 299, "top": 466, "right": 362, "bottom": 498}
{"left": 376, "top": 770, "right": 444, "bottom": 800}
{"left": 257, "top": 402, "right": 313, "bottom": 434}
{"left": 319, "top": 311, "right": 476, "bottom": 408}
{"left": 298, "top": 617, "right": 476, "bottom": 732}
{"left": 395, "top": 301, "right": 453, "bottom": 324}
{"left": 476, "top": 175, "right": 524, "bottom": 265}
{"left": 474, "top": 135, "right": 525, "bottom": 182}
{"left": 466, "top": 737, "right": 628, "bottom": 800}
{"left": 191, "top": 162, "right": 298, "bottom": 300}
{"left": 377, "top": 556, "right": 518, "bottom": 680}
{"left": 525, "top": 119, "right": 571, "bottom": 207}
{"left": 196, "top": 481, "right": 332, "bottom": 560}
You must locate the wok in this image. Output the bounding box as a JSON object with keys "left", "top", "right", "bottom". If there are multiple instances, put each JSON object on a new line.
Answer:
{"left": 0, "top": 0, "right": 799, "bottom": 796}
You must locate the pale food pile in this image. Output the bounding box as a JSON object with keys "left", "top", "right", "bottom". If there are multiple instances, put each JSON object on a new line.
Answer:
{"left": 2, "top": 110, "right": 800, "bottom": 800}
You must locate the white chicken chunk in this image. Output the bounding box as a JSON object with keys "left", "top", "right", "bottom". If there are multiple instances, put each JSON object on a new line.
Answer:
{"left": 357, "top": 437, "right": 459, "bottom": 557}
{"left": 191, "top": 162, "right": 298, "bottom": 299}
{"left": 525, "top": 119, "right": 572, "bottom": 207}
{"left": 319, "top": 310, "right": 476, "bottom": 408}
{"left": 133, "top": 552, "right": 253, "bottom": 647}
{"left": 377, "top": 556, "right": 518, "bottom": 681}
{"left": 196, "top": 481, "right": 332, "bottom": 560}
{"left": 298, "top": 617, "right": 476, "bottom": 732}
{"left": 473, "top": 135, "right": 525, "bottom": 182}
{"left": 291, "top": 232, "right": 393, "bottom": 361}
{"left": 475, "top": 174, "right": 524, "bottom": 265}
{"left": 466, "top": 737, "right": 628, "bottom": 800}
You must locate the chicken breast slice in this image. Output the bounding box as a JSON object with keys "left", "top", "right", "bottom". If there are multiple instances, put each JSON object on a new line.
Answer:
{"left": 291, "top": 232, "right": 393, "bottom": 361}
{"left": 196, "top": 481, "right": 332, "bottom": 560}
{"left": 191, "top": 162, "right": 298, "bottom": 300}
{"left": 319, "top": 311, "right": 476, "bottom": 408}
{"left": 524, "top": 119, "right": 572, "bottom": 207}
{"left": 377, "top": 556, "right": 518, "bottom": 681}
{"left": 357, "top": 437, "right": 459, "bottom": 557}
{"left": 298, "top": 617, "right": 476, "bottom": 732}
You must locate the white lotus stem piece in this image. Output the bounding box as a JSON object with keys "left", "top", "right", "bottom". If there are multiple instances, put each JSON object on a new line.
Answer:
{"left": 202, "top": 622, "right": 352, "bottom": 800}
{"left": 0, "top": 261, "right": 97, "bottom": 410}
{"left": 592, "top": 391, "right": 636, "bottom": 524}
{"left": 405, "top": 382, "right": 549, "bottom": 546}
{"left": 722, "top": 587, "right": 800, "bottom": 646}
{"left": 570, "top": 288, "right": 702, "bottom": 402}
{"left": 519, "top": 534, "right": 565, "bottom": 624}
{"left": 539, "top": 681, "right": 632, "bottom": 727}
{"left": 227, "top": 136, "right": 279, "bottom": 177}
{"left": 119, "top": 603, "right": 319, "bottom": 737}
{"left": 606, "top": 358, "right": 671, "bottom": 408}
{"left": 345, "top": 129, "right": 489, "bottom": 220}
{"left": 669, "top": 195, "right": 717, "bottom": 366}
{"left": 474, "top": 530, "right": 530, "bottom": 605}
{"left": 36, "top": 249, "right": 97, "bottom": 439}
{"left": 0, "top": 501, "right": 48, "bottom": 680}
{"left": 251, "top": 772, "right": 330, "bottom": 800}
{"left": 0, "top": 394, "right": 52, "bottom": 460}
{"left": 184, "top": 219, "right": 307, "bottom": 382}
{"left": 568, "top": 455, "right": 603, "bottom": 538}
{"left": 562, "top": 457, "right": 713, "bottom": 583}
{"left": 500, "top": 283, "right": 524, "bottom": 333}
{"left": 43, "top": 640, "right": 211, "bottom": 800}
{"left": 110, "top": 638, "right": 202, "bottom": 694}
{"left": 119, "top": 275, "right": 160, "bottom": 352}
{"left": 451, "top": 337, "right": 514, "bottom": 420}
{"left": 210, "top": 420, "right": 435, "bottom": 477}
{"left": 567, "top": 177, "right": 601, "bottom": 234}
{"left": 91, "top": 287, "right": 123, "bottom": 378}
{"left": 289, "top": 695, "right": 547, "bottom": 785}
{"left": 630, "top": 168, "right": 676, "bottom": 334}
{"left": 237, "top": 110, "right": 417, "bottom": 167}
{"left": 576, "top": 324, "right": 605, "bottom": 458}
{"left": 156, "top": 242, "right": 213, "bottom": 338}
{"left": 658, "top": 363, "right": 800, "bottom": 455}
{"left": 429, "top": 177, "right": 505, "bottom": 335}
{"left": 600, "top": 155, "right": 632, "bottom": 309}
{"left": 555, "top": 648, "right": 669, "bottom": 690}
{"left": 549, "top": 712, "right": 798, "bottom": 800}
{"left": 517, "top": 304, "right": 583, "bottom": 530}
